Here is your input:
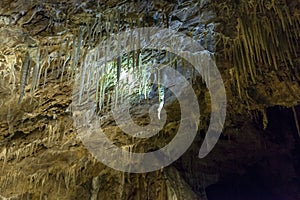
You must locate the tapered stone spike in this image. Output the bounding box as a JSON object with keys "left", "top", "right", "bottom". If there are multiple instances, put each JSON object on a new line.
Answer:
{"left": 30, "top": 46, "right": 40, "bottom": 101}
{"left": 292, "top": 107, "right": 300, "bottom": 139}
{"left": 19, "top": 51, "right": 30, "bottom": 104}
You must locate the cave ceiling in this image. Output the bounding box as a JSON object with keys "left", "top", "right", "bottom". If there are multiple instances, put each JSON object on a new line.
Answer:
{"left": 0, "top": 0, "right": 299, "bottom": 199}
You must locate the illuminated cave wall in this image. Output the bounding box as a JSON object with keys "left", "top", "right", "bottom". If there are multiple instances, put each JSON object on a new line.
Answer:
{"left": 0, "top": 0, "right": 299, "bottom": 199}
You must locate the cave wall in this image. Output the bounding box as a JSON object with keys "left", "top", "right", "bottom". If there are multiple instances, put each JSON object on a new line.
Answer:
{"left": 0, "top": 0, "right": 299, "bottom": 199}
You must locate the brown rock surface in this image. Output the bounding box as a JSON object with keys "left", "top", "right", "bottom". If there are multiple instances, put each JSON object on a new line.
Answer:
{"left": 0, "top": 0, "right": 299, "bottom": 199}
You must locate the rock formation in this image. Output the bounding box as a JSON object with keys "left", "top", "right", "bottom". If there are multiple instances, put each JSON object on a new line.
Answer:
{"left": 0, "top": 0, "right": 299, "bottom": 199}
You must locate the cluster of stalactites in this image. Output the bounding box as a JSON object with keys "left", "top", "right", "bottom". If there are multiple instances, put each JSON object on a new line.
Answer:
{"left": 1, "top": 4, "right": 169, "bottom": 104}
{"left": 219, "top": 0, "right": 300, "bottom": 97}
{"left": 75, "top": 46, "right": 197, "bottom": 115}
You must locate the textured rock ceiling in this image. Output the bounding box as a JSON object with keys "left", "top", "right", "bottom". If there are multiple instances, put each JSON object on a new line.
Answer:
{"left": 0, "top": 0, "right": 300, "bottom": 199}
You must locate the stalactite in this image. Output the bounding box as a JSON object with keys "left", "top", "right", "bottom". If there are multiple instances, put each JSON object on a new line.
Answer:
{"left": 136, "top": 20, "right": 141, "bottom": 70}
{"left": 5, "top": 53, "right": 17, "bottom": 92}
{"left": 30, "top": 47, "right": 40, "bottom": 102}
{"left": 0, "top": 147, "right": 7, "bottom": 172}
{"left": 98, "top": 75, "right": 104, "bottom": 111}
{"left": 262, "top": 109, "right": 268, "bottom": 130}
{"left": 60, "top": 55, "right": 71, "bottom": 83}
{"left": 106, "top": 91, "right": 111, "bottom": 110}
{"left": 129, "top": 19, "right": 135, "bottom": 72}
{"left": 43, "top": 50, "right": 57, "bottom": 91}
{"left": 85, "top": 61, "right": 92, "bottom": 97}
{"left": 227, "top": 0, "right": 300, "bottom": 100}
{"left": 117, "top": 46, "right": 121, "bottom": 82}
{"left": 292, "top": 107, "right": 300, "bottom": 139}
{"left": 92, "top": 14, "right": 101, "bottom": 44}
{"left": 18, "top": 51, "right": 30, "bottom": 104}
{"left": 70, "top": 27, "right": 85, "bottom": 80}
{"left": 157, "top": 69, "right": 164, "bottom": 120}
{"left": 58, "top": 37, "right": 71, "bottom": 82}
{"left": 114, "top": 83, "right": 119, "bottom": 109}
{"left": 95, "top": 69, "right": 101, "bottom": 108}
{"left": 56, "top": 41, "right": 65, "bottom": 79}
{"left": 79, "top": 55, "right": 88, "bottom": 104}
{"left": 35, "top": 46, "right": 46, "bottom": 93}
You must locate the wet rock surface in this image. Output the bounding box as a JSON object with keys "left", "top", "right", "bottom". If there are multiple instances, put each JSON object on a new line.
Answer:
{"left": 0, "top": 0, "right": 300, "bottom": 199}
